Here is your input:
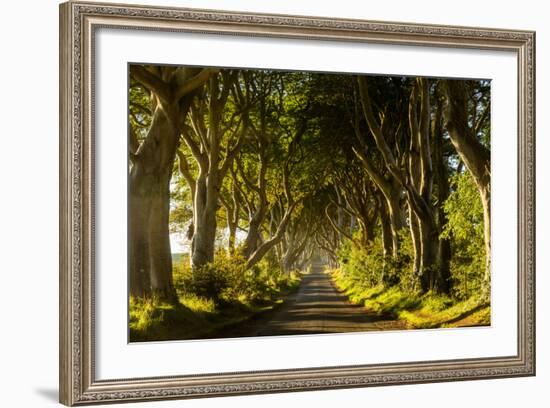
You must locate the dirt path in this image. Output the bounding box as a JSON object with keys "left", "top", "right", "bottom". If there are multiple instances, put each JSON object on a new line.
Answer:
{"left": 218, "top": 262, "right": 405, "bottom": 338}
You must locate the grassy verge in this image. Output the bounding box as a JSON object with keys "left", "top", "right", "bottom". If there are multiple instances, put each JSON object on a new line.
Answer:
{"left": 330, "top": 269, "right": 490, "bottom": 329}
{"left": 130, "top": 272, "right": 301, "bottom": 342}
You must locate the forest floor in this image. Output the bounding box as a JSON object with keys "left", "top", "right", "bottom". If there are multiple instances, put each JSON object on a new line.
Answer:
{"left": 213, "top": 263, "right": 406, "bottom": 338}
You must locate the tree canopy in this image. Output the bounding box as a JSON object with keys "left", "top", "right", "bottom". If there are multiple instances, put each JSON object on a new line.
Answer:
{"left": 128, "top": 64, "right": 491, "bottom": 307}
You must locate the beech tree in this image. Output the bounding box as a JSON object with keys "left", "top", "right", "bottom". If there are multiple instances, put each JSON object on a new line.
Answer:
{"left": 443, "top": 79, "right": 491, "bottom": 290}
{"left": 355, "top": 76, "right": 442, "bottom": 292}
{"left": 180, "top": 71, "right": 248, "bottom": 270}
{"left": 129, "top": 65, "right": 216, "bottom": 300}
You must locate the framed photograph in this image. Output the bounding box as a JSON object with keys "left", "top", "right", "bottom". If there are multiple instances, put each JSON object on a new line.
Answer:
{"left": 59, "top": 1, "right": 535, "bottom": 405}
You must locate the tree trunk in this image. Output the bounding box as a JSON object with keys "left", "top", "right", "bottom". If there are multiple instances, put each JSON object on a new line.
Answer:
{"left": 408, "top": 204, "right": 422, "bottom": 286}
{"left": 191, "top": 172, "right": 219, "bottom": 269}
{"left": 243, "top": 217, "right": 263, "bottom": 259}
{"left": 128, "top": 108, "right": 178, "bottom": 301}
{"left": 148, "top": 183, "right": 177, "bottom": 302}
{"left": 349, "top": 215, "right": 357, "bottom": 235}
{"left": 480, "top": 185, "right": 491, "bottom": 285}
{"left": 226, "top": 187, "right": 240, "bottom": 254}
{"left": 418, "top": 216, "right": 439, "bottom": 292}
{"left": 379, "top": 197, "right": 395, "bottom": 286}
{"left": 386, "top": 189, "right": 404, "bottom": 258}
{"left": 282, "top": 227, "right": 310, "bottom": 272}
{"left": 246, "top": 237, "right": 282, "bottom": 269}
{"left": 282, "top": 250, "right": 294, "bottom": 272}
{"left": 128, "top": 185, "right": 152, "bottom": 298}
{"left": 379, "top": 201, "right": 393, "bottom": 259}
{"left": 335, "top": 188, "right": 346, "bottom": 242}
{"left": 128, "top": 65, "right": 215, "bottom": 300}
{"left": 227, "top": 220, "right": 237, "bottom": 254}
{"left": 183, "top": 71, "right": 244, "bottom": 270}
{"left": 246, "top": 203, "right": 296, "bottom": 269}
{"left": 407, "top": 78, "right": 440, "bottom": 293}
{"left": 438, "top": 232, "right": 452, "bottom": 294}
{"left": 191, "top": 211, "right": 217, "bottom": 268}
{"left": 444, "top": 79, "right": 491, "bottom": 293}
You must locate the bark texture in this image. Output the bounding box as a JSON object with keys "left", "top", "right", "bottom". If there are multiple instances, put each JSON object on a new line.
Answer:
{"left": 129, "top": 65, "right": 215, "bottom": 300}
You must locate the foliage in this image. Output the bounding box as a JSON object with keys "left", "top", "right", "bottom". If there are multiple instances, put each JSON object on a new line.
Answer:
{"left": 128, "top": 79, "right": 152, "bottom": 141}
{"left": 129, "top": 296, "right": 211, "bottom": 341}
{"left": 337, "top": 229, "right": 414, "bottom": 291}
{"left": 398, "top": 295, "right": 490, "bottom": 329}
{"left": 329, "top": 172, "right": 488, "bottom": 327}
{"left": 169, "top": 173, "right": 194, "bottom": 234}
{"left": 363, "top": 287, "right": 421, "bottom": 317}
{"left": 129, "top": 64, "right": 492, "bottom": 338}
{"left": 441, "top": 172, "right": 486, "bottom": 299}
{"left": 129, "top": 253, "right": 302, "bottom": 341}
{"left": 332, "top": 268, "right": 490, "bottom": 328}
{"left": 173, "top": 251, "right": 300, "bottom": 304}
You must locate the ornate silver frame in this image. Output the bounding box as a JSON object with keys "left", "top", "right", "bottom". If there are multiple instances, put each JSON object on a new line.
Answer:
{"left": 59, "top": 1, "right": 536, "bottom": 405}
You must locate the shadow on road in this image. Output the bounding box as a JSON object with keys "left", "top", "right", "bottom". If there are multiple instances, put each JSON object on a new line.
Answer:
{"left": 213, "top": 263, "right": 406, "bottom": 339}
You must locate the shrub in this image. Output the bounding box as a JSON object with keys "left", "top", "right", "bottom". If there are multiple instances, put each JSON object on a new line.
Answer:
{"left": 337, "top": 229, "right": 414, "bottom": 292}
{"left": 181, "top": 252, "right": 246, "bottom": 302}
{"left": 172, "top": 250, "right": 301, "bottom": 305}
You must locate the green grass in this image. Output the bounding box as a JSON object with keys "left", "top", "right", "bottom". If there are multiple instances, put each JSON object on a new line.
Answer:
{"left": 363, "top": 287, "right": 421, "bottom": 317}
{"left": 129, "top": 269, "right": 302, "bottom": 342}
{"left": 179, "top": 293, "right": 216, "bottom": 313}
{"left": 399, "top": 295, "right": 490, "bottom": 329}
{"left": 129, "top": 296, "right": 212, "bottom": 341}
{"left": 330, "top": 268, "right": 490, "bottom": 329}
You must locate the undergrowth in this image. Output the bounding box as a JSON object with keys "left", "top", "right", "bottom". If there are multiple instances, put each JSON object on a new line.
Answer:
{"left": 331, "top": 268, "right": 490, "bottom": 329}
{"left": 129, "top": 252, "right": 302, "bottom": 342}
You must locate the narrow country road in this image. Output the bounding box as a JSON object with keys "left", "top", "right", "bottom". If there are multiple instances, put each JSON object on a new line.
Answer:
{"left": 219, "top": 262, "right": 405, "bottom": 338}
